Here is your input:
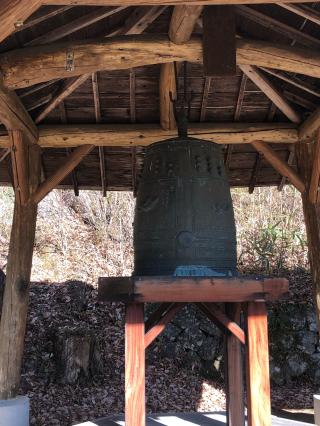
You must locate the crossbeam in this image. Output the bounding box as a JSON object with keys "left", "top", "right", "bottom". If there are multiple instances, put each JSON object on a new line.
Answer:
{"left": 0, "top": 123, "right": 298, "bottom": 149}
{"left": 1, "top": 36, "right": 319, "bottom": 90}
{"left": 98, "top": 276, "right": 289, "bottom": 303}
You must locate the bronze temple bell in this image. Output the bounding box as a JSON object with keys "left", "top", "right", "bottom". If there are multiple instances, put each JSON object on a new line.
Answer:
{"left": 134, "top": 136, "right": 237, "bottom": 277}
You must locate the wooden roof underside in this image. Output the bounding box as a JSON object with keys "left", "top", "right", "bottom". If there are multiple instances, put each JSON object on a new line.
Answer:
{"left": 0, "top": 2, "right": 319, "bottom": 193}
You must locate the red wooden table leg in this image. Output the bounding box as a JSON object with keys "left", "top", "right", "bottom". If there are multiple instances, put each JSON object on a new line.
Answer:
{"left": 125, "top": 302, "right": 145, "bottom": 426}
{"left": 226, "top": 303, "right": 245, "bottom": 426}
{"left": 245, "top": 302, "right": 271, "bottom": 426}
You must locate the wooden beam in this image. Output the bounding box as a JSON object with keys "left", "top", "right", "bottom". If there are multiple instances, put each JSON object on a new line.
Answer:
{"left": 309, "top": 130, "right": 320, "bottom": 204}
{"left": 129, "top": 69, "right": 136, "bottom": 124}
{"left": 145, "top": 303, "right": 173, "bottom": 331}
{"left": 0, "top": 143, "right": 41, "bottom": 399}
{"left": 260, "top": 67, "right": 320, "bottom": 99}
{"left": 169, "top": 5, "right": 204, "bottom": 44}
{"left": 0, "top": 81, "right": 38, "bottom": 144}
{"left": 30, "top": 144, "right": 94, "bottom": 204}
{"left": 0, "top": 0, "right": 41, "bottom": 44}
{"left": 0, "top": 122, "right": 297, "bottom": 149}
{"left": 144, "top": 303, "right": 185, "bottom": 348}
{"left": 1, "top": 36, "right": 320, "bottom": 90}
{"left": 200, "top": 77, "right": 212, "bottom": 122}
{"left": 98, "top": 276, "right": 289, "bottom": 303}
{"left": 234, "top": 73, "right": 247, "bottom": 121}
{"left": 245, "top": 302, "right": 271, "bottom": 426}
{"left": 202, "top": 6, "right": 236, "bottom": 76}
{"left": 251, "top": 140, "right": 305, "bottom": 193}
{"left": 0, "top": 149, "right": 10, "bottom": 163}
{"left": 42, "top": 0, "right": 317, "bottom": 5}
{"left": 9, "top": 130, "right": 29, "bottom": 206}
{"left": 26, "top": 6, "right": 127, "bottom": 46}
{"left": 240, "top": 65, "right": 301, "bottom": 123}
{"left": 299, "top": 108, "right": 320, "bottom": 143}
{"left": 278, "top": 150, "right": 294, "bottom": 191}
{"left": 125, "top": 303, "right": 145, "bottom": 426}
{"left": 248, "top": 152, "right": 262, "bottom": 194}
{"left": 237, "top": 6, "right": 320, "bottom": 49}
{"left": 284, "top": 90, "right": 317, "bottom": 111}
{"left": 277, "top": 3, "right": 320, "bottom": 27}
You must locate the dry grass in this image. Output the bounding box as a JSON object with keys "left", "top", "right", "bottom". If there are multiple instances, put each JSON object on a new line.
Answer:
{"left": 0, "top": 185, "right": 308, "bottom": 283}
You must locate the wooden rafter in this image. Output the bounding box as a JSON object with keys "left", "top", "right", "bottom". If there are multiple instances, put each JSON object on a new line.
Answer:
{"left": 0, "top": 149, "right": 10, "bottom": 163}
{"left": 251, "top": 140, "right": 305, "bottom": 193}
{"left": 299, "top": 108, "right": 320, "bottom": 142}
{"left": 260, "top": 67, "right": 320, "bottom": 99}
{"left": 2, "top": 36, "right": 320, "bottom": 90}
{"left": 0, "top": 0, "right": 41, "bottom": 44}
{"left": 277, "top": 3, "right": 320, "bottom": 27}
{"left": 13, "top": 6, "right": 72, "bottom": 33}
{"left": 200, "top": 77, "right": 212, "bottom": 122}
{"left": 284, "top": 90, "right": 317, "bottom": 111}
{"left": 30, "top": 145, "right": 94, "bottom": 204}
{"left": 33, "top": 8, "right": 165, "bottom": 124}
{"left": 278, "top": 150, "right": 295, "bottom": 191}
{"left": 309, "top": 130, "right": 320, "bottom": 204}
{"left": 159, "top": 5, "right": 203, "bottom": 130}
{"left": 240, "top": 65, "right": 301, "bottom": 124}
{"left": 0, "top": 122, "right": 298, "bottom": 149}
{"left": 41, "top": 0, "right": 316, "bottom": 5}
{"left": 25, "top": 6, "right": 127, "bottom": 46}
{"left": 111, "top": 6, "right": 167, "bottom": 35}
{"left": 237, "top": 5, "right": 320, "bottom": 49}
{"left": 92, "top": 72, "right": 107, "bottom": 197}
{"left": 249, "top": 152, "right": 263, "bottom": 194}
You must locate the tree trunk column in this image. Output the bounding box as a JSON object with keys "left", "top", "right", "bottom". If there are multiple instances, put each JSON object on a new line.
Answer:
{"left": 0, "top": 143, "right": 40, "bottom": 399}
{"left": 296, "top": 142, "right": 320, "bottom": 328}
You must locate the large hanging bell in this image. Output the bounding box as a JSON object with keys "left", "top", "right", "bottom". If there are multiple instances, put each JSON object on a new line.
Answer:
{"left": 133, "top": 137, "right": 237, "bottom": 277}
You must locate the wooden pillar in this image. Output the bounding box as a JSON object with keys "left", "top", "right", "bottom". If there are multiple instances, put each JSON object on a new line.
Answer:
{"left": 0, "top": 140, "right": 41, "bottom": 399}
{"left": 245, "top": 302, "right": 271, "bottom": 426}
{"left": 226, "top": 303, "right": 244, "bottom": 426}
{"left": 296, "top": 141, "right": 320, "bottom": 327}
{"left": 125, "top": 302, "right": 145, "bottom": 426}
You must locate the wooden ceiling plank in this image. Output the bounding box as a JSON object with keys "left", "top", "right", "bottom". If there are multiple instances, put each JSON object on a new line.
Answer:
{"left": 0, "top": 122, "right": 297, "bottom": 149}
{"left": 251, "top": 140, "right": 305, "bottom": 192}
{"left": 200, "top": 77, "right": 212, "bottom": 122}
{"left": 31, "top": 144, "right": 95, "bottom": 204}
{"left": 0, "top": 0, "right": 41, "bottom": 44}
{"left": 2, "top": 36, "right": 320, "bottom": 90}
{"left": 26, "top": 6, "right": 127, "bottom": 46}
{"left": 237, "top": 6, "right": 320, "bottom": 49}
{"left": 309, "top": 130, "right": 320, "bottom": 204}
{"left": 299, "top": 108, "right": 320, "bottom": 142}
{"left": 160, "top": 5, "right": 203, "bottom": 130}
{"left": 260, "top": 67, "right": 320, "bottom": 99}
{"left": 14, "top": 6, "right": 73, "bottom": 33}
{"left": 239, "top": 65, "right": 301, "bottom": 124}
{"left": 277, "top": 3, "right": 320, "bottom": 27}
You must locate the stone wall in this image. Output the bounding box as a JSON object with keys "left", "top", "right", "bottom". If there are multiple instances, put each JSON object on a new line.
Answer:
{"left": 154, "top": 303, "right": 319, "bottom": 386}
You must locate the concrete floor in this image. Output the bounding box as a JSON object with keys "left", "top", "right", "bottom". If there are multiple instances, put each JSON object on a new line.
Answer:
{"left": 74, "top": 411, "right": 314, "bottom": 426}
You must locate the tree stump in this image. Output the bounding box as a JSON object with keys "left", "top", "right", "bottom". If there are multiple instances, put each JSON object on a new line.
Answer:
{"left": 54, "top": 328, "right": 102, "bottom": 384}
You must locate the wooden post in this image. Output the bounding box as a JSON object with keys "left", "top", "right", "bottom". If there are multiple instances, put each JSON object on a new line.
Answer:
{"left": 245, "top": 302, "right": 271, "bottom": 426}
{"left": 0, "top": 142, "right": 41, "bottom": 399}
{"left": 125, "top": 302, "right": 145, "bottom": 426}
{"left": 296, "top": 140, "right": 320, "bottom": 328}
{"left": 226, "top": 303, "right": 244, "bottom": 426}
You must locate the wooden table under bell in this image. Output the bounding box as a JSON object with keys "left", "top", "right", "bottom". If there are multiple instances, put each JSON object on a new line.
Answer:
{"left": 98, "top": 275, "right": 289, "bottom": 426}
